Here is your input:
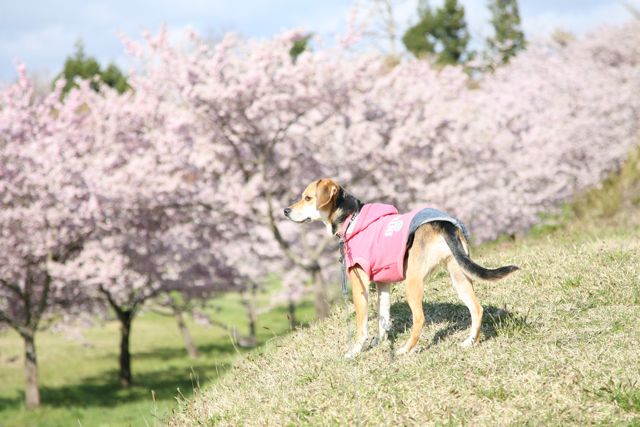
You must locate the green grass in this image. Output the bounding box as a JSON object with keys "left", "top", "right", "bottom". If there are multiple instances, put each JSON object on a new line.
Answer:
{"left": 169, "top": 208, "right": 640, "bottom": 426}
{"left": 597, "top": 380, "right": 640, "bottom": 414}
{"left": 531, "top": 144, "right": 640, "bottom": 237}
{"left": 0, "top": 293, "right": 315, "bottom": 427}
{"left": 572, "top": 145, "right": 640, "bottom": 219}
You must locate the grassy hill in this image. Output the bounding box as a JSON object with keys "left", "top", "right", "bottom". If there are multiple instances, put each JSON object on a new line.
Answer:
{"left": 169, "top": 205, "right": 640, "bottom": 425}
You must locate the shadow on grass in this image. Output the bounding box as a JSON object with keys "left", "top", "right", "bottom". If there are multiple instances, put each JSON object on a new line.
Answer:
{"left": 388, "top": 301, "right": 533, "bottom": 347}
{"left": 0, "top": 359, "right": 232, "bottom": 409}
{"left": 0, "top": 340, "right": 238, "bottom": 410}
{"left": 129, "top": 341, "right": 238, "bottom": 361}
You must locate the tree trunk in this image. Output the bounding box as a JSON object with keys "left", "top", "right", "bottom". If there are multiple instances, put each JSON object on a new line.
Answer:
{"left": 173, "top": 307, "right": 199, "bottom": 359}
{"left": 118, "top": 311, "right": 133, "bottom": 387}
{"left": 23, "top": 332, "right": 40, "bottom": 409}
{"left": 312, "top": 267, "right": 330, "bottom": 320}
{"left": 247, "top": 298, "right": 257, "bottom": 344}
{"left": 287, "top": 298, "right": 297, "bottom": 329}
{"left": 241, "top": 287, "right": 258, "bottom": 347}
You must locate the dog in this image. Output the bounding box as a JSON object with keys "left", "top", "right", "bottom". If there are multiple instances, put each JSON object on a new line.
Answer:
{"left": 284, "top": 178, "right": 519, "bottom": 358}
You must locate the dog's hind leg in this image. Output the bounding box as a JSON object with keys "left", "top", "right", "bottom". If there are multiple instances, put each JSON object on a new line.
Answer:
{"left": 447, "top": 257, "right": 483, "bottom": 347}
{"left": 345, "top": 267, "right": 370, "bottom": 359}
{"left": 396, "top": 272, "right": 425, "bottom": 355}
{"left": 396, "top": 226, "right": 434, "bottom": 355}
{"left": 396, "top": 225, "right": 446, "bottom": 355}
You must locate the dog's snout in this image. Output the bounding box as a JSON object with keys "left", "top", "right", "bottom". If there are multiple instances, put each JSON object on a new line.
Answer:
{"left": 284, "top": 207, "right": 291, "bottom": 217}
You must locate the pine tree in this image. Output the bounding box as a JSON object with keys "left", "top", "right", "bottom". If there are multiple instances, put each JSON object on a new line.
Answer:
{"left": 101, "top": 63, "right": 129, "bottom": 94}
{"left": 402, "top": 0, "right": 471, "bottom": 66}
{"left": 289, "top": 33, "right": 313, "bottom": 62}
{"left": 55, "top": 40, "right": 129, "bottom": 97}
{"left": 433, "top": 0, "right": 471, "bottom": 65}
{"left": 402, "top": 2, "right": 436, "bottom": 59}
{"left": 487, "top": 0, "right": 526, "bottom": 64}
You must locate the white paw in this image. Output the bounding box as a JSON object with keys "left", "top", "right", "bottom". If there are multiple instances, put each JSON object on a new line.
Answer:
{"left": 395, "top": 344, "right": 416, "bottom": 356}
{"left": 460, "top": 336, "right": 478, "bottom": 348}
{"left": 395, "top": 346, "right": 408, "bottom": 356}
{"left": 344, "top": 343, "right": 364, "bottom": 359}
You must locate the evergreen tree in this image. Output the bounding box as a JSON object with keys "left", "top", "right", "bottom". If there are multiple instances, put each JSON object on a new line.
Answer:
{"left": 434, "top": 0, "right": 472, "bottom": 65}
{"left": 101, "top": 63, "right": 129, "bottom": 94}
{"left": 487, "top": 0, "right": 526, "bottom": 64}
{"left": 402, "top": 3, "right": 436, "bottom": 59}
{"left": 402, "top": 0, "right": 471, "bottom": 66}
{"left": 289, "top": 33, "right": 313, "bottom": 63}
{"left": 55, "top": 40, "right": 129, "bottom": 96}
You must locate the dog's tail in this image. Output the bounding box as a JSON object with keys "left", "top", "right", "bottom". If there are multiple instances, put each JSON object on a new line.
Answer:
{"left": 441, "top": 222, "right": 519, "bottom": 281}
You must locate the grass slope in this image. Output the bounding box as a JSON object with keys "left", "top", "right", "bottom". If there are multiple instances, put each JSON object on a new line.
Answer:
{"left": 170, "top": 211, "right": 640, "bottom": 426}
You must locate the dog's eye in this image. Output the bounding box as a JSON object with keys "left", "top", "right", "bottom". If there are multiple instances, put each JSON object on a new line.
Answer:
{"left": 304, "top": 196, "right": 311, "bottom": 201}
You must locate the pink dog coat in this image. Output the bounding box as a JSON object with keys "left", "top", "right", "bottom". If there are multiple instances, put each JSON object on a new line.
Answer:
{"left": 342, "top": 203, "right": 468, "bottom": 283}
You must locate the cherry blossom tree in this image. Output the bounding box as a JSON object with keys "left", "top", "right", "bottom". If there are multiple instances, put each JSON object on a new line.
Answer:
{"left": 54, "top": 77, "right": 243, "bottom": 385}
{"left": 60, "top": 220, "right": 239, "bottom": 385}
{"left": 0, "top": 66, "right": 97, "bottom": 409}
{"left": 143, "top": 221, "right": 246, "bottom": 359}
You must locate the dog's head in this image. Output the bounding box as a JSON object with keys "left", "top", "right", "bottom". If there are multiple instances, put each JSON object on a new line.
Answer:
{"left": 284, "top": 178, "right": 341, "bottom": 224}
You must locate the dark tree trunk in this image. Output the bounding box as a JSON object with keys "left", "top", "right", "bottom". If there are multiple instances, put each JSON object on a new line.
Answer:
{"left": 287, "top": 299, "right": 297, "bottom": 329}
{"left": 173, "top": 307, "right": 198, "bottom": 359}
{"left": 117, "top": 311, "right": 133, "bottom": 387}
{"left": 312, "top": 267, "right": 330, "bottom": 320}
{"left": 23, "top": 332, "right": 40, "bottom": 409}
{"left": 241, "top": 286, "right": 258, "bottom": 347}
{"left": 247, "top": 298, "right": 257, "bottom": 344}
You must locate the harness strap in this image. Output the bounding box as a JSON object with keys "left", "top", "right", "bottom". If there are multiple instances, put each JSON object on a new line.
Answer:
{"left": 338, "top": 240, "right": 349, "bottom": 305}
{"left": 336, "top": 210, "right": 359, "bottom": 306}
{"left": 336, "top": 214, "right": 353, "bottom": 239}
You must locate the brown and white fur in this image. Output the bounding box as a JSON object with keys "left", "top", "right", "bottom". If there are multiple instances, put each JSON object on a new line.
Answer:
{"left": 284, "top": 178, "right": 518, "bottom": 358}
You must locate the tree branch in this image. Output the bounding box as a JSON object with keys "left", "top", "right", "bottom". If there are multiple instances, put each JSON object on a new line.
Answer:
{"left": 264, "top": 189, "right": 310, "bottom": 268}
{"left": 0, "top": 308, "right": 19, "bottom": 330}
{"left": 0, "top": 278, "right": 25, "bottom": 299}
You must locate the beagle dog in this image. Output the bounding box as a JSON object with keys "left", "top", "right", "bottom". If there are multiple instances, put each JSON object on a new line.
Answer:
{"left": 285, "top": 178, "right": 518, "bottom": 358}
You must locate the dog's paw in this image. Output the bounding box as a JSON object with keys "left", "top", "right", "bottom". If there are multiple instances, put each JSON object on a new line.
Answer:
{"left": 344, "top": 343, "right": 364, "bottom": 359}
{"left": 395, "top": 344, "right": 416, "bottom": 356}
{"left": 460, "top": 336, "right": 479, "bottom": 348}
{"left": 369, "top": 335, "right": 387, "bottom": 348}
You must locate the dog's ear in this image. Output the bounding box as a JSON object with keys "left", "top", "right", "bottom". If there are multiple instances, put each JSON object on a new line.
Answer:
{"left": 316, "top": 179, "right": 339, "bottom": 210}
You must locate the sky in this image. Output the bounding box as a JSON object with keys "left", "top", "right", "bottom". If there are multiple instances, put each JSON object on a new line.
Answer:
{"left": 1, "top": 0, "right": 639, "bottom": 82}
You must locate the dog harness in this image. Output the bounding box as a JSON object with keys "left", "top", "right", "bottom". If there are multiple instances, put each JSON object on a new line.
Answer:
{"left": 340, "top": 203, "right": 469, "bottom": 283}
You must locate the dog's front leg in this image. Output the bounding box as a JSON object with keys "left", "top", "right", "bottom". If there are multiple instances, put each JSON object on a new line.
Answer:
{"left": 344, "top": 268, "right": 369, "bottom": 359}
{"left": 371, "top": 282, "right": 391, "bottom": 347}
